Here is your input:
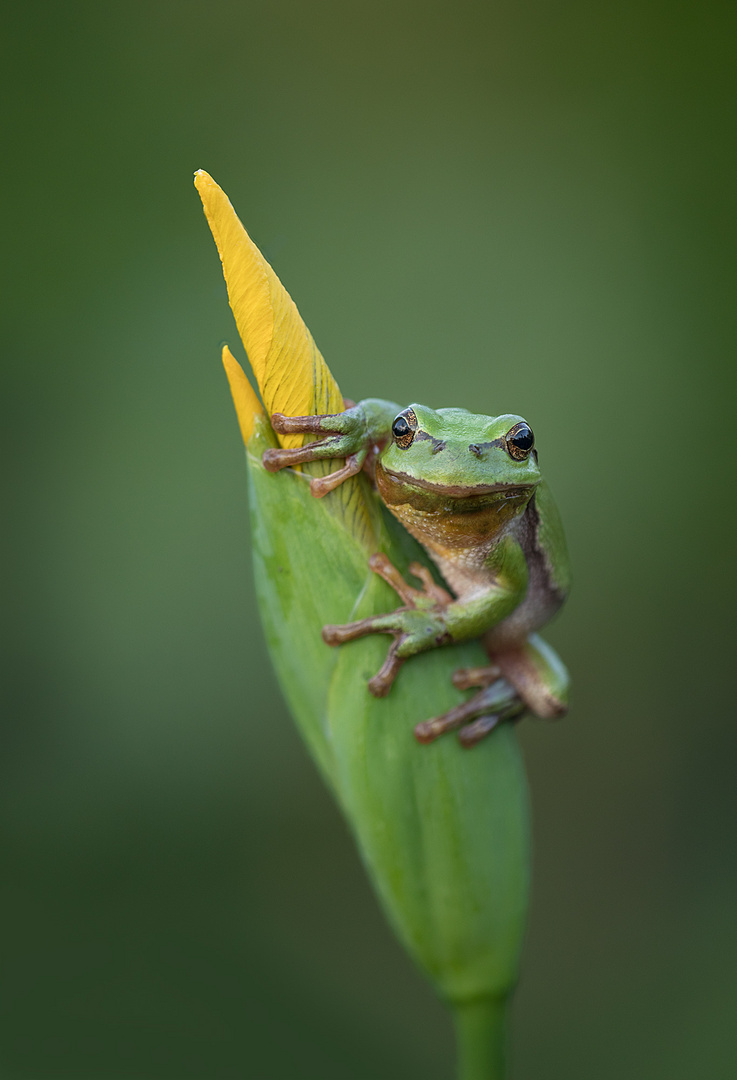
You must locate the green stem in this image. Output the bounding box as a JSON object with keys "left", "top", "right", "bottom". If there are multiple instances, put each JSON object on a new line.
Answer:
{"left": 452, "top": 996, "right": 508, "bottom": 1080}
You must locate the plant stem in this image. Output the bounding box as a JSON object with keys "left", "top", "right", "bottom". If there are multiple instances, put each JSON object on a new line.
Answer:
{"left": 453, "top": 996, "right": 508, "bottom": 1080}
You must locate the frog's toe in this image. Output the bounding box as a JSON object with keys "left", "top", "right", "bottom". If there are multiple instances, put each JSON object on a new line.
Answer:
{"left": 322, "top": 608, "right": 416, "bottom": 697}
{"left": 414, "top": 680, "right": 525, "bottom": 747}
{"left": 457, "top": 713, "right": 505, "bottom": 747}
{"left": 271, "top": 411, "right": 350, "bottom": 436}
{"left": 367, "top": 641, "right": 405, "bottom": 697}
{"left": 414, "top": 684, "right": 508, "bottom": 743}
{"left": 451, "top": 663, "right": 502, "bottom": 691}
{"left": 407, "top": 562, "right": 453, "bottom": 605}
{"left": 368, "top": 553, "right": 453, "bottom": 610}
{"left": 458, "top": 699, "right": 525, "bottom": 746}
{"left": 308, "top": 450, "right": 367, "bottom": 497}
{"left": 262, "top": 434, "right": 347, "bottom": 473}
{"left": 264, "top": 436, "right": 368, "bottom": 496}
{"left": 322, "top": 613, "right": 393, "bottom": 645}
{"left": 368, "top": 553, "right": 422, "bottom": 606}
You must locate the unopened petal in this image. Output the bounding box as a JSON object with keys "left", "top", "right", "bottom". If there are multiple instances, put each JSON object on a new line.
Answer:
{"left": 195, "top": 170, "right": 343, "bottom": 449}
{"left": 222, "top": 345, "right": 264, "bottom": 446}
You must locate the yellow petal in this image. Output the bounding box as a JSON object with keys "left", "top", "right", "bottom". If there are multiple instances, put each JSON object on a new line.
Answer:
{"left": 221, "top": 345, "right": 264, "bottom": 446}
{"left": 195, "top": 170, "right": 343, "bottom": 449}
{"left": 198, "top": 171, "right": 379, "bottom": 551}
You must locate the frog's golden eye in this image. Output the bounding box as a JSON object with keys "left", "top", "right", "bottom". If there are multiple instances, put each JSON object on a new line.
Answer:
{"left": 505, "top": 422, "right": 534, "bottom": 461}
{"left": 392, "top": 409, "right": 417, "bottom": 449}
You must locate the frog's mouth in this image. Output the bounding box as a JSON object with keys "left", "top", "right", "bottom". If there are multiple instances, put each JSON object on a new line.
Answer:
{"left": 376, "top": 464, "right": 536, "bottom": 512}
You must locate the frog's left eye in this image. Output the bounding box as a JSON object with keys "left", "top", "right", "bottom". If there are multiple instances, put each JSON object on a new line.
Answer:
{"left": 392, "top": 408, "right": 418, "bottom": 449}
{"left": 505, "top": 422, "right": 534, "bottom": 461}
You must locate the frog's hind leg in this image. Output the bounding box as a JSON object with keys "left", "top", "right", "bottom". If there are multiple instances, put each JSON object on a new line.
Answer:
{"left": 491, "top": 633, "right": 570, "bottom": 720}
{"left": 426, "top": 633, "right": 569, "bottom": 747}
{"left": 414, "top": 679, "right": 525, "bottom": 748}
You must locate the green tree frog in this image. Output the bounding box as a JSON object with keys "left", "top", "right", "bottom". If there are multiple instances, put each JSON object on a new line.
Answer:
{"left": 263, "top": 400, "right": 570, "bottom": 747}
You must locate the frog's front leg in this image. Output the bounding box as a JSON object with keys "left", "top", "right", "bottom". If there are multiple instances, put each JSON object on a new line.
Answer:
{"left": 323, "top": 536, "right": 528, "bottom": 698}
{"left": 322, "top": 554, "right": 454, "bottom": 696}
{"left": 262, "top": 398, "right": 400, "bottom": 497}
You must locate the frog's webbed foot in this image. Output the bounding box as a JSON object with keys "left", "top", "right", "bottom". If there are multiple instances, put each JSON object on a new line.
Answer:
{"left": 322, "top": 553, "right": 453, "bottom": 697}
{"left": 415, "top": 678, "right": 525, "bottom": 748}
{"left": 262, "top": 404, "right": 370, "bottom": 498}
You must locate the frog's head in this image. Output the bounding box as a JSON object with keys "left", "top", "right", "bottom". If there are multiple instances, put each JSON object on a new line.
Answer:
{"left": 376, "top": 404, "right": 540, "bottom": 523}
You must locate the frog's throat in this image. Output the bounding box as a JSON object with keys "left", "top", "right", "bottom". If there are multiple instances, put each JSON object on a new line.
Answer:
{"left": 375, "top": 463, "right": 535, "bottom": 558}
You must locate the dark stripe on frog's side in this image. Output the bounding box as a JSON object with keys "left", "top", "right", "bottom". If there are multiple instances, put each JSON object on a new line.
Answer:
{"left": 482, "top": 492, "right": 567, "bottom": 647}
{"left": 525, "top": 493, "right": 568, "bottom": 606}
{"left": 526, "top": 479, "right": 571, "bottom": 599}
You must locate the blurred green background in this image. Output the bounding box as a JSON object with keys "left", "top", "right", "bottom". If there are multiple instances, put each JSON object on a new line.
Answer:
{"left": 3, "top": 1, "right": 736, "bottom": 1076}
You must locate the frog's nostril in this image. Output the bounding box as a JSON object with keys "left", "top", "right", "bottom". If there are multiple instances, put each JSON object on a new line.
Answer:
{"left": 469, "top": 444, "right": 483, "bottom": 459}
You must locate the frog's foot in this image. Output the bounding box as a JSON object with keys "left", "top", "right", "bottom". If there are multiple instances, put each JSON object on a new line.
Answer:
{"left": 263, "top": 405, "right": 369, "bottom": 497}
{"left": 414, "top": 679, "right": 525, "bottom": 748}
{"left": 451, "top": 663, "right": 502, "bottom": 691}
{"left": 371, "top": 554, "right": 453, "bottom": 607}
{"left": 322, "top": 553, "right": 453, "bottom": 697}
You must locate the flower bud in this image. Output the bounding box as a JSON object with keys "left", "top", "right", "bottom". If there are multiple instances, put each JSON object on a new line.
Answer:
{"left": 197, "top": 172, "right": 531, "bottom": 1068}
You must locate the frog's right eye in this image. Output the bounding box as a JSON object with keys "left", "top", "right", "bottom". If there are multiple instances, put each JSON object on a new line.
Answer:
{"left": 505, "top": 421, "right": 534, "bottom": 461}
{"left": 392, "top": 409, "right": 417, "bottom": 448}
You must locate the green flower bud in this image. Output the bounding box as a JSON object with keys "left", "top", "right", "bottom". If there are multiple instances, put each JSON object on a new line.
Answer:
{"left": 197, "top": 170, "right": 531, "bottom": 1078}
